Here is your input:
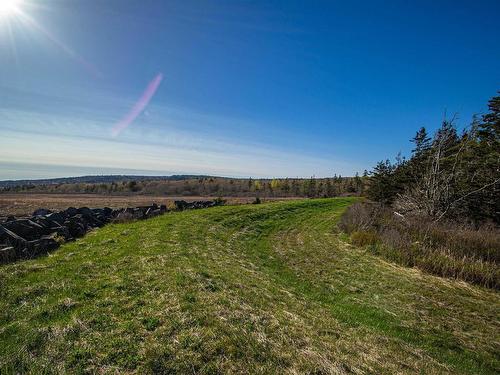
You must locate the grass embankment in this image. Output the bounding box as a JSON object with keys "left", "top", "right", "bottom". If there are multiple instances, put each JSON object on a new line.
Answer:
{"left": 0, "top": 198, "right": 499, "bottom": 373}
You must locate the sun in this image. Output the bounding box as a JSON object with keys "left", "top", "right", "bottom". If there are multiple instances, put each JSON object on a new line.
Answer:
{"left": 0, "top": 0, "right": 22, "bottom": 19}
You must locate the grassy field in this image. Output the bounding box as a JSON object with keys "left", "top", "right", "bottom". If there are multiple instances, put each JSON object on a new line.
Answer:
{"left": 0, "top": 198, "right": 498, "bottom": 374}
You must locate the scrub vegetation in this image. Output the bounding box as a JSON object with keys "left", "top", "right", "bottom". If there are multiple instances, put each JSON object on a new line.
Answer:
{"left": 339, "top": 201, "right": 499, "bottom": 289}
{"left": 340, "top": 93, "right": 500, "bottom": 290}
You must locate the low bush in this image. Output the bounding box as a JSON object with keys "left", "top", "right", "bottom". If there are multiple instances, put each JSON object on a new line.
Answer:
{"left": 338, "top": 201, "right": 381, "bottom": 233}
{"left": 350, "top": 231, "right": 379, "bottom": 247}
{"left": 339, "top": 202, "right": 500, "bottom": 289}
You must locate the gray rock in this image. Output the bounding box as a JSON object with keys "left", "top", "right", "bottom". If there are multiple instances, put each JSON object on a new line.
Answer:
{"left": 0, "top": 246, "right": 16, "bottom": 263}
{"left": 46, "top": 212, "right": 66, "bottom": 225}
{"left": 33, "top": 208, "right": 52, "bottom": 216}
{"left": 0, "top": 224, "right": 28, "bottom": 250}
{"left": 65, "top": 207, "right": 78, "bottom": 216}
{"left": 3, "top": 219, "right": 46, "bottom": 240}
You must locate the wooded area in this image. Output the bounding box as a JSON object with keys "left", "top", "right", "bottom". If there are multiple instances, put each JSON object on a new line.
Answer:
{"left": 367, "top": 93, "right": 499, "bottom": 224}
{"left": 341, "top": 93, "right": 500, "bottom": 288}
{"left": 1, "top": 176, "right": 367, "bottom": 198}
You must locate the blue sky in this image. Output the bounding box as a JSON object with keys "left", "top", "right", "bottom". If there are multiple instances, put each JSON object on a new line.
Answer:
{"left": 1, "top": 0, "right": 499, "bottom": 179}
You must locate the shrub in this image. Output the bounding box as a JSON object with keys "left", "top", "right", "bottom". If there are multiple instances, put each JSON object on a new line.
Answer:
{"left": 338, "top": 201, "right": 382, "bottom": 233}
{"left": 214, "top": 197, "right": 226, "bottom": 206}
{"left": 252, "top": 197, "right": 261, "bottom": 205}
{"left": 350, "top": 231, "right": 379, "bottom": 247}
{"left": 339, "top": 202, "right": 500, "bottom": 289}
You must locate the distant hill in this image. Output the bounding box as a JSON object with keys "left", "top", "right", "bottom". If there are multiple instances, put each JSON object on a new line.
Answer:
{"left": 0, "top": 175, "right": 213, "bottom": 188}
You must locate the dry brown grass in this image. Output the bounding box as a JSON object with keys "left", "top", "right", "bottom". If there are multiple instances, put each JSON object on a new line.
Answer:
{"left": 0, "top": 193, "right": 299, "bottom": 217}
{"left": 339, "top": 202, "right": 500, "bottom": 289}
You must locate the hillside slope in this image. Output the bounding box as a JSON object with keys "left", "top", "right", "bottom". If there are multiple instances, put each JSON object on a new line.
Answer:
{"left": 0, "top": 199, "right": 498, "bottom": 374}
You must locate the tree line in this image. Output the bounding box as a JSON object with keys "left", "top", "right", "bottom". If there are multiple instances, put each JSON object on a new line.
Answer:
{"left": 367, "top": 93, "right": 499, "bottom": 224}
{"left": 1, "top": 175, "right": 367, "bottom": 198}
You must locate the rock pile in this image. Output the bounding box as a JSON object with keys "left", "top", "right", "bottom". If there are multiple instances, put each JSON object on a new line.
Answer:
{"left": 0, "top": 199, "right": 223, "bottom": 264}
{"left": 112, "top": 204, "right": 167, "bottom": 222}
{"left": 174, "top": 199, "right": 224, "bottom": 211}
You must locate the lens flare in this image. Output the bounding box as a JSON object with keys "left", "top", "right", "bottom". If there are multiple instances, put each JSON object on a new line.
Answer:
{"left": 0, "top": 1, "right": 101, "bottom": 77}
{"left": 112, "top": 73, "right": 164, "bottom": 137}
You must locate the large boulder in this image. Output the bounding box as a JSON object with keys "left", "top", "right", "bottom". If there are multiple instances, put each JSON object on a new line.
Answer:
{"left": 152, "top": 209, "right": 162, "bottom": 217}
{"left": 77, "top": 207, "right": 93, "bottom": 216}
{"left": 46, "top": 212, "right": 66, "bottom": 226}
{"left": 174, "top": 200, "right": 188, "bottom": 211}
{"left": 33, "top": 208, "right": 52, "bottom": 216}
{"left": 26, "top": 234, "right": 60, "bottom": 257}
{"left": 0, "top": 225, "right": 28, "bottom": 250}
{"left": 0, "top": 246, "right": 16, "bottom": 263}
{"left": 65, "top": 216, "right": 87, "bottom": 238}
{"left": 65, "top": 207, "right": 79, "bottom": 217}
{"left": 3, "top": 219, "right": 45, "bottom": 241}
{"left": 1, "top": 216, "right": 16, "bottom": 223}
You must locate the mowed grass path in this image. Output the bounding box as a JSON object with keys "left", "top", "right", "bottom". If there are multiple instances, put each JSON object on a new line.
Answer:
{"left": 0, "top": 198, "right": 499, "bottom": 374}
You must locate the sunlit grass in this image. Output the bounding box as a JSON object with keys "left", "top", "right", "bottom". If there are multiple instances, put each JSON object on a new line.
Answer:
{"left": 0, "top": 198, "right": 498, "bottom": 373}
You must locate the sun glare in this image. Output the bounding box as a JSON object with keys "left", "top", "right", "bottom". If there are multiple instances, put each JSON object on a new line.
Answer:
{"left": 0, "top": 0, "right": 22, "bottom": 19}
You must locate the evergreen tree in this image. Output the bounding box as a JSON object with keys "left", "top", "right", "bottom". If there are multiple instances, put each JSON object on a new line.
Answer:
{"left": 354, "top": 172, "right": 362, "bottom": 193}
{"left": 411, "top": 127, "right": 431, "bottom": 156}
{"left": 466, "top": 94, "right": 500, "bottom": 222}
{"left": 368, "top": 93, "right": 500, "bottom": 223}
{"left": 367, "top": 160, "right": 399, "bottom": 204}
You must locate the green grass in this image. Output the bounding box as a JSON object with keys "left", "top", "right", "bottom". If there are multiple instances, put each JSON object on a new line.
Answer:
{"left": 0, "top": 198, "right": 499, "bottom": 374}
